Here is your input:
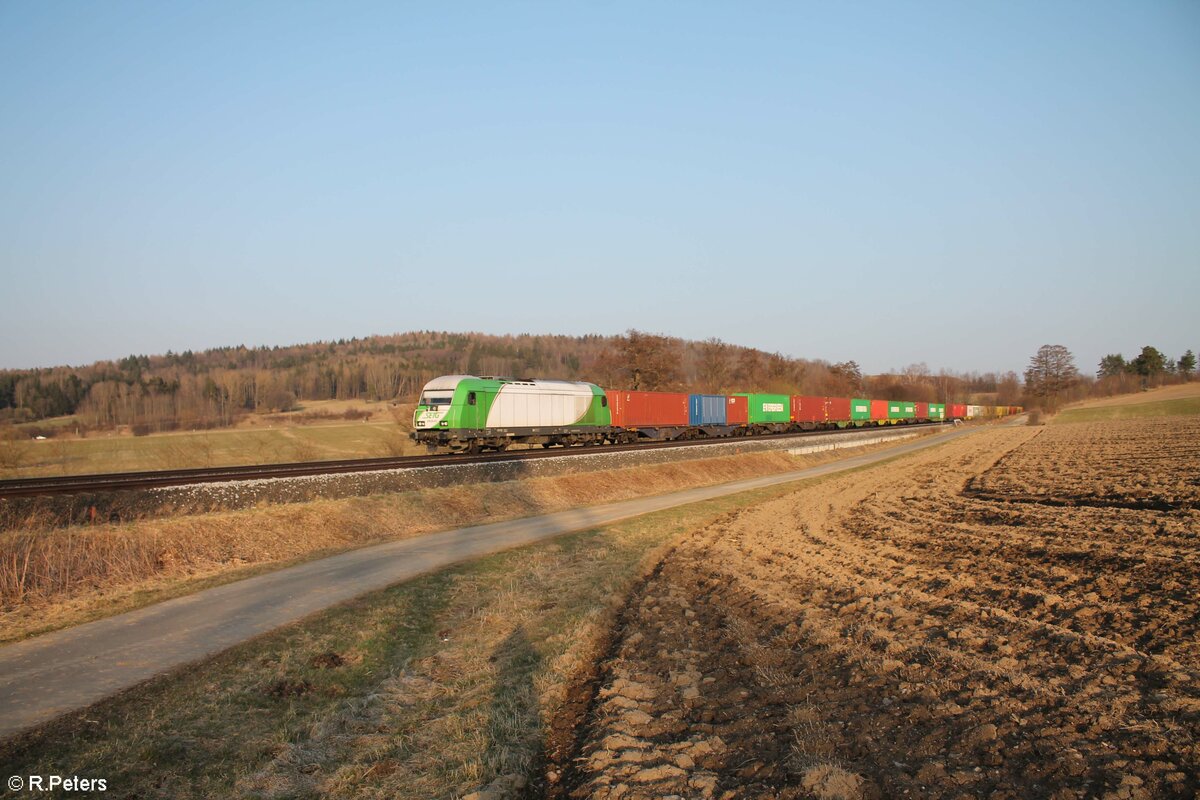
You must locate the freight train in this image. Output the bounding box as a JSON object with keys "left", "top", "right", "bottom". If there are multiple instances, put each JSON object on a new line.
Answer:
{"left": 410, "top": 374, "right": 1022, "bottom": 453}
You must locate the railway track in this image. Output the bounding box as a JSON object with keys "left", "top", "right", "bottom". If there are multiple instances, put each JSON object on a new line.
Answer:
{"left": 0, "top": 424, "right": 948, "bottom": 499}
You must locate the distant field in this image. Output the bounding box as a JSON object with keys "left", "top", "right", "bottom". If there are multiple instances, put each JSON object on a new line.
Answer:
{"left": 1051, "top": 382, "right": 1200, "bottom": 424}
{"left": 0, "top": 401, "right": 419, "bottom": 478}
{"left": 1067, "top": 382, "right": 1200, "bottom": 408}
{"left": 1055, "top": 392, "right": 1200, "bottom": 423}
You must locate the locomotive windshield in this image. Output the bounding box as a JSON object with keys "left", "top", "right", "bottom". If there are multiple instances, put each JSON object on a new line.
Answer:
{"left": 420, "top": 393, "right": 454, "bottom": 406}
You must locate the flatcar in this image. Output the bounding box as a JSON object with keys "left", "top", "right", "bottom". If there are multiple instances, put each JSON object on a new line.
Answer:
{"left": 410, "top": 374, "right": 1020, "bottom": 453}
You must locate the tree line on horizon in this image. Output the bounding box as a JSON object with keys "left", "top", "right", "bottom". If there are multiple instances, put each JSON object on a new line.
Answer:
{"left": 0, "top": 330, "right": 1033, "bottom": 436}
{"left": 1024, "top": 343, "right": 1195, "bottom": 412}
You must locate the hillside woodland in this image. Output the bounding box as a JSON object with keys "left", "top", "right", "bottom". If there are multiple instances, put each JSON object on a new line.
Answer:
{"left": 0, "top": 330, "right": 1116, "bottom": 436}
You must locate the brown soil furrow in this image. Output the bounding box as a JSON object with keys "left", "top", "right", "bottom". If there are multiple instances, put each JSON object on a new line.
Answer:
{"left": 855, "top": 505, "right": 1199, "bottom": 563}
{"left": 824, "top": 521, "right": 1200, "bottom": 660}
{"left": 552, "top": 423, "right": 1200, "bottom": 799}
{"left": 702, "top": 525, "right": 1195, "bottom": 692}
{"left": 970, "top": 418, "right": 1200, "bottom": 508}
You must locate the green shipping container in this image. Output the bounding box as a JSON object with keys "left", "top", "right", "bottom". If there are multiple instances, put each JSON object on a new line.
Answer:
{"left": 887, "top": 400, "right": 916, "bottom": 420}
{"left": 735, "top": 393, "right": 791, "bottom": 424}
{"left": 929, "top": 403, "right": 945, "bottom": 420}
{"left": 850, "top": 398, "right": 872, "bottom": 421}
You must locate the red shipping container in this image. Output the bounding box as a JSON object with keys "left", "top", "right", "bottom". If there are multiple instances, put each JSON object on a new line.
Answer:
{"left": 607, "top": 390, "right": 689, "bottom": 428}
{"left": 790, "top": 395, "right": 825, "bottom": 423}
{"left": 726, "top": 395, "right": 748, "bottom": 425}
{"left": 915, "top": 402, "right": 929, "bottom": 420}
{"left": 825, "top": 397, "right": 851, "bottom": 423}
{"left": 949, "top": 404, "right": 967, "bottom": 419}
{"left": 870, "top": 399, "right": 889, "bottom": 420}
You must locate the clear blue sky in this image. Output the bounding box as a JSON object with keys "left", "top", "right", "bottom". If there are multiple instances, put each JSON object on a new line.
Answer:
{"left": 2, "top": 1, "right": 1197, "bottom": 376}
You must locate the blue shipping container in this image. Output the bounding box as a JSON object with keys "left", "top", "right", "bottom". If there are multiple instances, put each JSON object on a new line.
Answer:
{"left": 689, "top": 394, "right": 727, "bottom": 426}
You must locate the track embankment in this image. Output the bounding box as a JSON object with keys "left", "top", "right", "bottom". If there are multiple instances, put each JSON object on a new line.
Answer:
{"left": 0, "top": 424, "right": 947, "bottom": 530}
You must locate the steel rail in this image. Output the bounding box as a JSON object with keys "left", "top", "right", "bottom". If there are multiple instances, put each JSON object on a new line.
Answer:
{"left": 0, "top": 423, "right": 947, "bottom": 498}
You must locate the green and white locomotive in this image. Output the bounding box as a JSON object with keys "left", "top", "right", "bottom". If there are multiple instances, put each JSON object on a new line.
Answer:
{"left": 411, "top": 375, "right": 612, "bottom": 453}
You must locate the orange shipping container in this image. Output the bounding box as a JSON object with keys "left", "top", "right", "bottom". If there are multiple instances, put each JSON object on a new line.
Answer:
{"left": 606, "top": 390, "right": 689, "bottom": 428}
{"left": 826, "top": 397, "right": 851, "bottom": 423}
{"left": 791, "top": 395, "right": 826, "bottom": 423}
{"left": 726, "top": 395, "right": 748, "bottom": 425}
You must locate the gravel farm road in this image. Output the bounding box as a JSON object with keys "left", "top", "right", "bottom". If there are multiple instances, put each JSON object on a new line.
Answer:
{"left": 0, "top": 424, "right": 988, "bottom": 740}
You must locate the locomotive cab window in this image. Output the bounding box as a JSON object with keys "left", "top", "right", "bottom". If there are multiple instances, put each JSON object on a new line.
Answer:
{"left": 421, "top": 393, "right": 453, "bottom": 406}
{"left": 467, "top": 391, "right": 477, "bottom": 406}
{"left": 601, "top": 396, "right": 608, "bottom": 407}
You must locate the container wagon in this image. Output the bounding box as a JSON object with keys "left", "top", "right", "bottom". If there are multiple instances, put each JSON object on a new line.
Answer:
{"left": 607, "top": 390, "right": 689, "bottom": 440}
{"left": 735, "top": 393, "right": 791, "bottom": 433}
{"left": 827, "top": 397, "right": 852, "bottom": 427}
{"left": 726, "top": 395, "right": 749, "bottom": 426}
{"left": 851, "top": 398, "right": 872, "bottom": 426}
{"left": 791, "top": 395, "right": 827, "bottom": 428}
{"left": 688, "top": 393, "right": 728, "bottom": 428}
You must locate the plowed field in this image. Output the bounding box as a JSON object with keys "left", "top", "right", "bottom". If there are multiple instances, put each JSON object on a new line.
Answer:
{"left": 549, "top": 423, "right": 1200, "bottom": 800}
{"left": 969, "top": 417, "right": 1200, "bottom": 509}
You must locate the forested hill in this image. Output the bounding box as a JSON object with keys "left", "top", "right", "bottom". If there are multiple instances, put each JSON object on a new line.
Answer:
{"left": 0, "top": 330, "right": 1017, "bottom": 432}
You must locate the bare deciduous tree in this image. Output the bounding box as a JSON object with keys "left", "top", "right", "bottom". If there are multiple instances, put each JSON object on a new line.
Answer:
{"left": 1024, "top": 345, "right": 1077, "bottom": 412}
{"left": 828, "top": 361, "right": 864, "bottom": 396}
{"left": 697, "top": 338, "right": 731, "bottom": 393}
{"left": 617, "top": 330, "right": 683, "bottom": 391}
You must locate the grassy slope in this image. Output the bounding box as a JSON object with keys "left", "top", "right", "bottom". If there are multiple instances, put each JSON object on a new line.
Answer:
{"left": 1054, "top": 395, "right": 1200, "bottom": 423}
{"left": 1, "top": 401, "right": 418, "bottom": 479}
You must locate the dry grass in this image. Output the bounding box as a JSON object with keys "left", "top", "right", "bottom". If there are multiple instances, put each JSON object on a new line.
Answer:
{"left": 0, "top": 403, "right": 420, "bottom": 479}
{"left": 1064, "top": 382, "right": 1200, "bottom": 410}
{"left": 1, "top": 449, "right": 841, "bottom": 642}
{"left": 1054, "top": 395, "right": 1200, "bottom": 423}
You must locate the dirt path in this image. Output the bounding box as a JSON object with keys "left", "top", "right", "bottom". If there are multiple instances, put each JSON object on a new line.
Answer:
{"left": 553, "top": 425, "right": 1199, "bottom": 799}
{"left": 0, "top": 426, "right": 978, "bottom": 741}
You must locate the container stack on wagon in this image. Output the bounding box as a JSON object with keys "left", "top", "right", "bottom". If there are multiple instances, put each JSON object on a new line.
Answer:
{"left": 889, "top": 401, "right": 916, "bottom": 422}
{"left": 737, "top": 393, "right": 791, "bottom": 431}
{"left": 851, "top": 399, "right": 872, "bottom": 424}
{"left": 726, "top": 395, "right": 748, "bottom": 425}
{"left": 689, "top": 394, "right": 727, "bottom": 427}
{"left": 607, "top": 390, "right": 689, "bottom": 437}
{"left": 791, "top": 395, "right": 826, "bottom": 426}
